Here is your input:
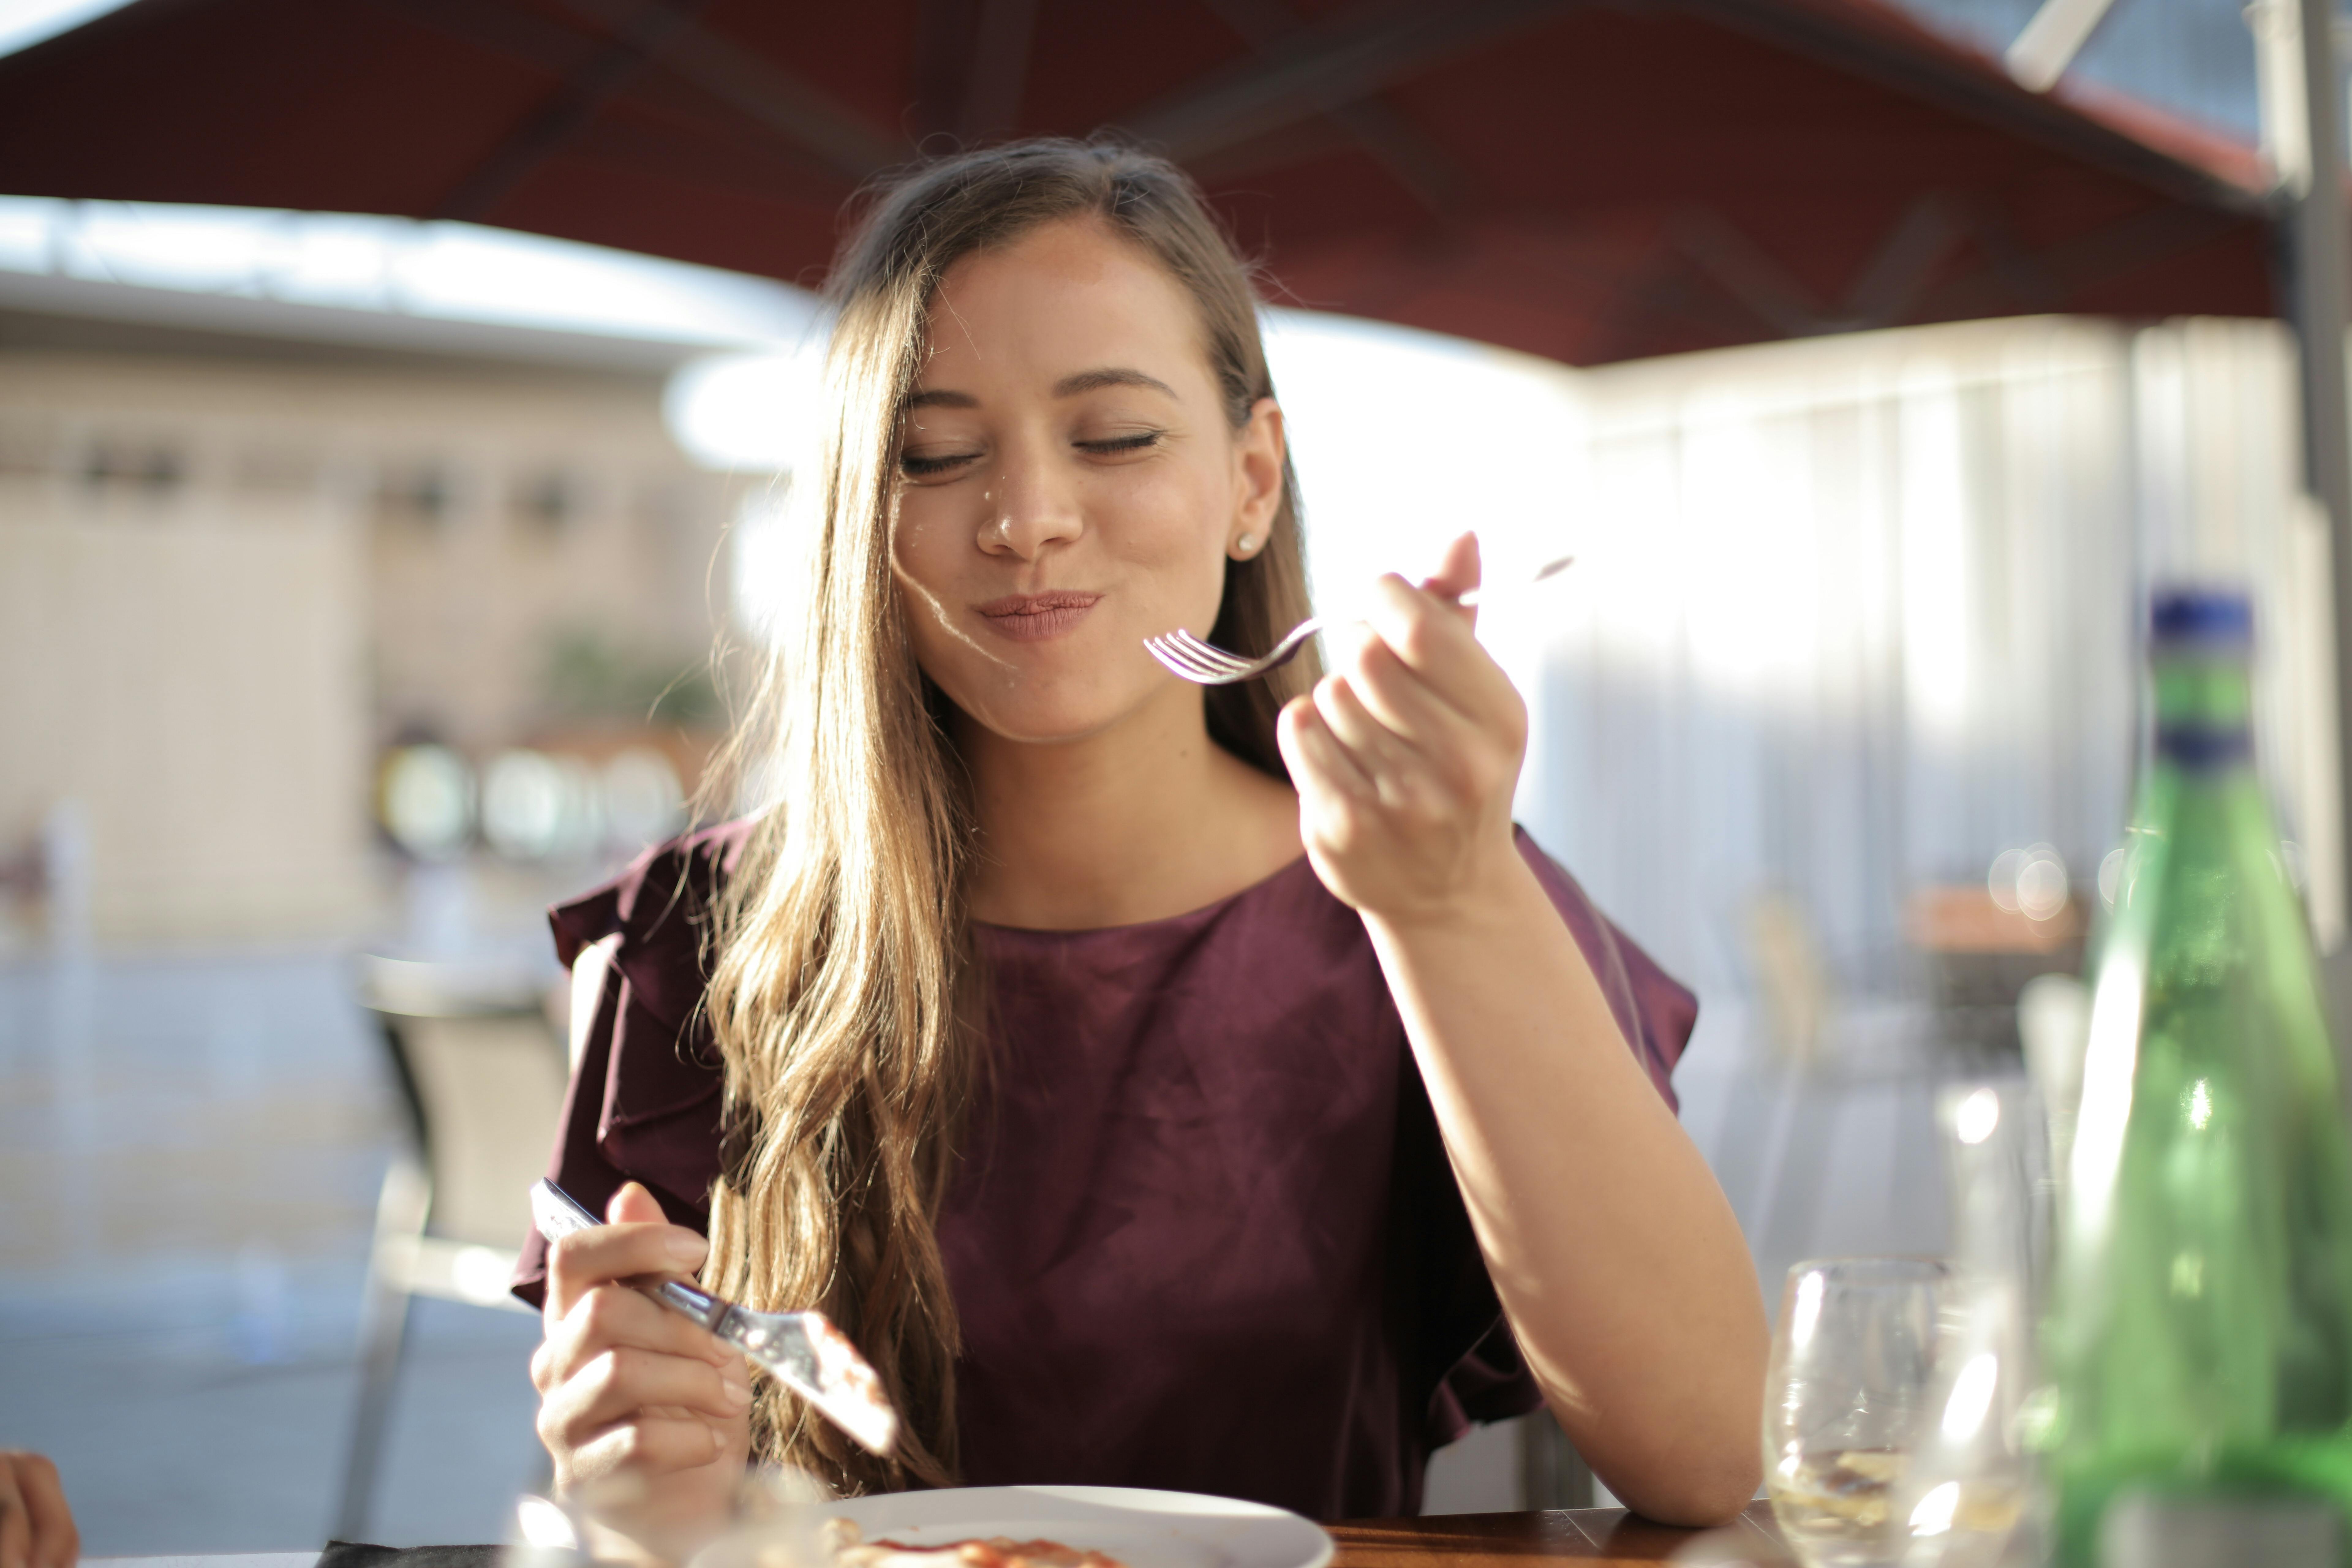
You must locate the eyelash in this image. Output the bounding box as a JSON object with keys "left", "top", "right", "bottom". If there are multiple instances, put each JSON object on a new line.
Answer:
{"left": 899, "top": 431, "right": 1162, "bottom": 477}
{"left": 1081, "top": 432, "right": 1161, "bottom": 455}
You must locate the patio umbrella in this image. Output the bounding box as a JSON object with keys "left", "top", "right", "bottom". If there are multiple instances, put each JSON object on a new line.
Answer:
{"left": 0, "top": 0, "right": 2276, "bottom": 368}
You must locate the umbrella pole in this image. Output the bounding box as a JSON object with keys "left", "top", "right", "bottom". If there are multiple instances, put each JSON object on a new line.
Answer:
{"left": 2288, "top": 0, "right": 2352, "bottom": 997}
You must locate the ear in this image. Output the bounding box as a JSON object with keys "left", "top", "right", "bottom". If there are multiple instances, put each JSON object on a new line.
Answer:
{"left": 1227, "top": 397, "right": 1286, "bottom": 560}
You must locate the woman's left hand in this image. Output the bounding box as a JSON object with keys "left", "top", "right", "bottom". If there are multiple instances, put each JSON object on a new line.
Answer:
{"left": 1277, "top": 531, "right": 1528, "bottom": 926}
{"left": 0, "top": 1452, "right": 76, "bottom": 1568}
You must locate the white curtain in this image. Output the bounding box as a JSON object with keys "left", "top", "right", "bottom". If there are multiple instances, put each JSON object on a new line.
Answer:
{"left": 1516, "top": 316, "right": 2335, "bottom": 1040}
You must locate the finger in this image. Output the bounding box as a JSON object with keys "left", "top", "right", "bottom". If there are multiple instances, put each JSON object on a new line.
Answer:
{"left": 1419, "top": 530, "right": 1481, "bottom": 605}
{"left": 1278, "top": 696, "right": 1375, "bottom": 802}
{"left": 0, "top": 1460, "right": 27, "bottom": 1568}
{"left": 10, "top": 1458, "right": 71, "bottom": 1568}
{"left": 568, "top": 1413, "right": 730, "bottom": 1483}
{"left": 549, "top": 1345, "right": 754, "bottom": 1440}
{"left": 1340, "top": 635, "right": 1474, "bottom": 753}
{"left": 1312, "top": 673, "right": 1418, "bottom": 777}
{"left": 545, "top": 1283, "right": 736, "bottom": 1386}
{"left": 1363, "top": 573, "right": 1520, "bottom": 720}
{"left": 544, "top": 1218, "right": 708, "bottom": 1324}
{"left": 606, "top": 1181, "right": 667, "bottom": 1227}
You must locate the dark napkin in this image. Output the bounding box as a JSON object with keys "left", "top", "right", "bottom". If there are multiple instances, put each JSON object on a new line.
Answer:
{"left": 319, "top": 1544, "right": 500, "bottom": 1568}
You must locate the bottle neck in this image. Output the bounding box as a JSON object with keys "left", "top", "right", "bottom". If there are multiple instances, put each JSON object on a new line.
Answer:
{"left": 2151, "top": 649, "right": 2253, "bottom": 769}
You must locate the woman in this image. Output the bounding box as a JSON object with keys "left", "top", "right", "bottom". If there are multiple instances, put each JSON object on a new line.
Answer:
{"left": 516, "top": 139, "right": 1764, "bottom": 1556}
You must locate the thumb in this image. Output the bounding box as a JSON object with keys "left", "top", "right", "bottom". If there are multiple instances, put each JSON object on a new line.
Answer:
{"left": 1420, "top": 531, "right": 1480, "bottom": 605}
{"left": 606, "top": 1180, "right": 668, "bottom": 1226}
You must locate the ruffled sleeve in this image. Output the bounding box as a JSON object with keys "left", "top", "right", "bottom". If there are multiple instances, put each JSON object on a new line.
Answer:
{"left": 1415, "top": 828, "right": 1698, "bottom": 1445}
{"left": 508, "top": 819, "right": 752, "bottom": 1309}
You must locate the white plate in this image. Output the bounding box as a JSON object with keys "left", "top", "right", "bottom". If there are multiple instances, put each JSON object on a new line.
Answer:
{"left": 815, "top": 1484, "right": 1335, "bottom": 1568}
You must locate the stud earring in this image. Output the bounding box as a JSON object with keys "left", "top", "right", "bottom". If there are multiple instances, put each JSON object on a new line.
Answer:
{"left": 1235, "top": 533, "right": 1258, "bottom": 555}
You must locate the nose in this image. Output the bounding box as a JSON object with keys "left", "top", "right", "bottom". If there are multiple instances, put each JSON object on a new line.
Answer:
{"left": 978, "top": 437, "right": 1083, "bottom": 560}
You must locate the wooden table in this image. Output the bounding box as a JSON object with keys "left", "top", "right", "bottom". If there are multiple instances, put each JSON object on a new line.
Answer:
{"left": 1334, "top": 1503, "right": 1786, "bottom": 1567}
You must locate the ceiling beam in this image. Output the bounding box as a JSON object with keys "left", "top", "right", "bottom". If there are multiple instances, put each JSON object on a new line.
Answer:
{"left": 367, "top": 0, "right": 608, "bottom": 84}
{"left": 1194, "top": 0, "right": 1467, "bottom": 213}
{"left": 1123, "top": 0, "right": 1581, "bottom": 166}
{"left": 958, "top": 0, "right": 1042, "bottom": 141}
{"left": 1838, "top": 191, "right": 1965, "bottom": 326}
{"left": 378, "top": 0, "right": 894, "bottom": 190}
{"left": 1917, "top": 200, "right": 2245, "bottom": 318}
{"left": 1668, "top": 208, "right": 1826, "bottom": 336}
{"left": 434, "top": 0, "right": 719, "bottom": 221}
{"left": 556, "top": 0, "right": 901, "bottom": 182}
{"left": 913, "top": 0, "right": 973, "bottom": 141}
{"left": 1671, "top": 194, "right": 1968, "bottom": 336}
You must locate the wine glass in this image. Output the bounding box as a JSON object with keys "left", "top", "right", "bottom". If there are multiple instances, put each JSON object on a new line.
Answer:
{"left": 1764, "top": 1257, "right": 1950, "bottom": 1568}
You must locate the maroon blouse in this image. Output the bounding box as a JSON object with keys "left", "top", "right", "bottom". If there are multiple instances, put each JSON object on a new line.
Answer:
{"left": 512, "top": 820, "right": 1696, "bottom": 1521}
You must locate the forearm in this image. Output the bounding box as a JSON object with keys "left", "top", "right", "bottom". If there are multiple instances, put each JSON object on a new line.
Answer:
{"left": 1363, "top": 858, "right": 1766, "bottom": 1525}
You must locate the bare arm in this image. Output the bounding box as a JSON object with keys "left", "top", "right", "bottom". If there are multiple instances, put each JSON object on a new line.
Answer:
{"left": 1276, "top": 536, "right": 1766, "bottom": 1525}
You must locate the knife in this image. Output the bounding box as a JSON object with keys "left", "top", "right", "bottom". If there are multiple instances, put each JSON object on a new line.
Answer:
{"left": 529, "top": 1178, "right": 900, "bottom": 1457}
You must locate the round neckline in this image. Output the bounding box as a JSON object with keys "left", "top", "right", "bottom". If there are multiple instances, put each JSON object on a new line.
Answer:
{"left": 972, "top": 851, "right": 1318, "bottom": 938}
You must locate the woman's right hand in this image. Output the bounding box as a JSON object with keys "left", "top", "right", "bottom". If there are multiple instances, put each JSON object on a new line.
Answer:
{"left": 532, "top": 1181, "right": 753, "bottom": 1558}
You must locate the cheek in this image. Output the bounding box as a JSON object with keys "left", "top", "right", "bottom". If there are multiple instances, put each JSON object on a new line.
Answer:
{"left": 1097, "top": 457, "right": 1230, "bottom": 570}
{"left": 888, "top": 499, "right": 976, "bottom": 681}
{"left": 891, "top": 492, "right": 956, "bottom": 586}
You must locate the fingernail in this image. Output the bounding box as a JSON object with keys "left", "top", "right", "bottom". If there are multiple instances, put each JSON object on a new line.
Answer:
{"left": 723, "top": 1378, "right": 752, "bottom": 1407}
{"left": 666, "top": 1233, "right": 708, "bottom": 1266}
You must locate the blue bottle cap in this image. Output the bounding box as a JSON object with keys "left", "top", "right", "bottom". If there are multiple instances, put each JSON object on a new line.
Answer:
{"left": 2150, "top": 587, "right": 2253, "bottom": 649}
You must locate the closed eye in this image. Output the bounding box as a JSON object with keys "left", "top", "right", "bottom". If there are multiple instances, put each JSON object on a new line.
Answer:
{"left": 1078, "top": 432, "right": 1161, "bottom": 457}
{"left": 901, "top": 450, "right": 979, "bottom": 478}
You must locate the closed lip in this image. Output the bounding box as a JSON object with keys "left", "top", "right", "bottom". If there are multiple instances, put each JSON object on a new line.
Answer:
{"left": 975, "top": 591, "right": 1102, "bottom": 643}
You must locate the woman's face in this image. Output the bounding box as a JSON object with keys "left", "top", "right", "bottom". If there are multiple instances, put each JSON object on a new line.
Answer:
{"left": 891, "top": 217, "right": 1284, "bottom": 746}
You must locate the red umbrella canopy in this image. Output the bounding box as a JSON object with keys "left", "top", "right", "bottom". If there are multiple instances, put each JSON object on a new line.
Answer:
{"left": 0, "top": 0, "right": 2277, "bottom": 365}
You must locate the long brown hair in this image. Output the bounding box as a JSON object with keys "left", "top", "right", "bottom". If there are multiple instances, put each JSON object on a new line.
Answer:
{"left": 699, "top": 138, "right": 1319, "bottom": 1494}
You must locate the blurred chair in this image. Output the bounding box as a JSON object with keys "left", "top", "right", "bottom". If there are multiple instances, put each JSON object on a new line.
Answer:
{"left": 1722, "top": 892, "right": 1945, "bottom": 1291}
{"left": 336, "top": 954, "right": 568, "bottom": 1541}
{"left": 1747, "top": 891, "right": 1831, "bottom": 1070}
{"left": 1907, "top": 885, "right": 2086, "bottom": 1064}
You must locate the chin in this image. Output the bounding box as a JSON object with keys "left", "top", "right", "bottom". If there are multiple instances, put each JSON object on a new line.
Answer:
{"left": 948, "top": 679, "right": 1142, "bottom": 748}
{"left": 966, "top": 702, "right": 1128, "bottom": 747}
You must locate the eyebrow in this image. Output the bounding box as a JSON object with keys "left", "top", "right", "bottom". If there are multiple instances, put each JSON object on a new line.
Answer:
{"left": 903, "top": 367, "right": 1178, "bottom": 412}
{"left": 1054, "top": 367, "right": 1178, "bottom": 399}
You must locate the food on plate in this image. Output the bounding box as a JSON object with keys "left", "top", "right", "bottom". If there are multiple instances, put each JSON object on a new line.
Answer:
{"left": 824, "top": 1519, "right": 1132, "bottom": 1568}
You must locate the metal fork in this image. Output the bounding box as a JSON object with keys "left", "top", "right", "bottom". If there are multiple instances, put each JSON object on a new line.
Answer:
{"left": 528, "top": 1179, "right": 900, "bottom": 1457}
{"left": 1144, "top": 554, "right": 1575, "bottom": 685}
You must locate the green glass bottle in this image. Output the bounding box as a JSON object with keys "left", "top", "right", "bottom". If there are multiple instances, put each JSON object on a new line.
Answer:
{"left": 2045, "top": 589, "right": 2352, "bottom": 1567}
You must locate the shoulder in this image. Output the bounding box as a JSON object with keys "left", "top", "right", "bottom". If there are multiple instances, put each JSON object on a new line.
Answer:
{"left": 549, "top": 817, "right": 758, "bottom": 1026}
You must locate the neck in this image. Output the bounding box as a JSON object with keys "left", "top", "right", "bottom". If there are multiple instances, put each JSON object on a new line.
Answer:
{"left": 957, "top": 683, "right": 1301, "bottom": 930}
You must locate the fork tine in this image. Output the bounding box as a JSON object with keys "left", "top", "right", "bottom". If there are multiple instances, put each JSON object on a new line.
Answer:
{"left": 1149, "top": 636, "right": 1251, "bottom": 684}
{"left": 1154, "top": 632, "right": 1237, "bottom": 673}
{"left": 1167, "top": 630, "right": 1255, "bottom": 676}
{"left": 1143, "top": 633, "right": 1204, "bottom": 672}
{"left": 1146, "top": 616, "right": 1322, "bottom": 685}
{"left": 1145, "top": 635, "right": 1239, "bottom": 683}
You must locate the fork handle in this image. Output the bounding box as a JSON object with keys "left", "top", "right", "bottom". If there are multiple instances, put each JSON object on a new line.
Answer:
{"left": 1438, "top": 552, "right": 1573, "bottom": 608}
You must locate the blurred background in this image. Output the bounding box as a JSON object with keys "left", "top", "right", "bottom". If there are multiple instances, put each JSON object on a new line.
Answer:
{"left": 1, "top": 0, "right": 2347, "bottom": 1549}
